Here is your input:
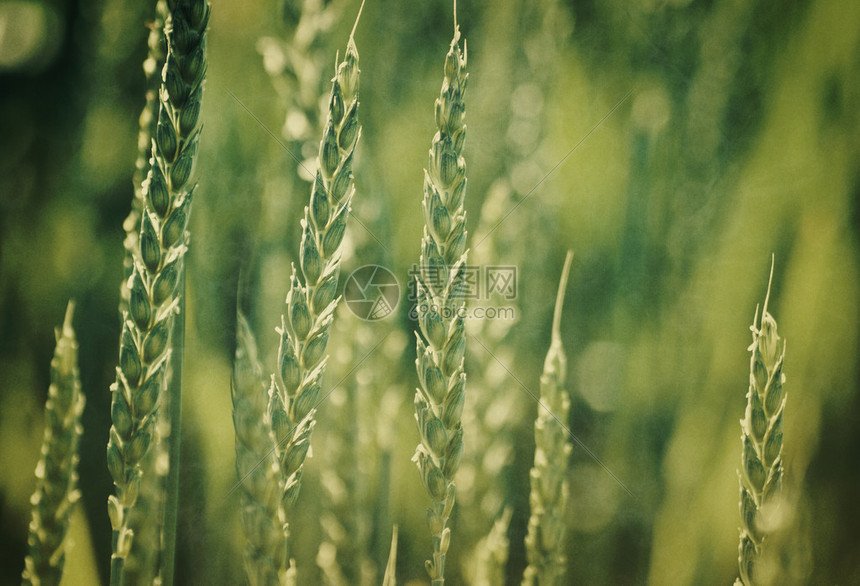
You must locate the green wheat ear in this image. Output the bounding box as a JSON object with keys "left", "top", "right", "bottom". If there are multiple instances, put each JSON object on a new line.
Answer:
{"left": 266, "top": 0, "right": 364, "bottom": 574}
{"left": 22, "top": 301, "right": 85, "bottom": 586}
{"left": 522, "top": 250, "right": 574, "bottom": 586}
{"left": 106, "top": 0, "right": 209, "bottom": 583}
{"left": 412, "top": 11, "right": 468, "bottom": 585}
{"left": 737, "top": 257, "right": 787, "bottom": 586}
{"left": 233, "top": 312, "right": 286, "bottom": 584}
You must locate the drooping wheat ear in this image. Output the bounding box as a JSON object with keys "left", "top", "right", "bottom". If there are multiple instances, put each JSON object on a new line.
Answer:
{"left": 233, "top": 312, "right": 287, "bottom": 585}
{"left": 737, "top": 259, "right": 786, "bottom": 586}
{"left": 522, "top": 251, "right": 574, "bottom": 586}
{"left": 267, "top": 3, "right": 363, "bottom": 572}
{"left": 122, "top": 0, "right": 169, "bottom": 311}
{"left": 106, "top": 1, "right": 208, "bottom": 583}
{"left": 412, "top": 18, "right": 468, "bottom": 586}
{"left": 21, "top": 302, "right": 85, "bottom": 586}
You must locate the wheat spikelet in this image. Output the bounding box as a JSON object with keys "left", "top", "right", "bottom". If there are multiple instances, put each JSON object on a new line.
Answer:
{"left": 233, "top": 312, "right": 287, "bottom": 585}
{"left": 737, "top": 259, "right": 786, "bottom": 586}
{"left": 106, "top": 0, "right": 209, "bottom": 582}
{"left": 266, "top": 3, "right": 363, "bottom": 573}
{"left": 21, "top": 302, "right": 85, "bottom": 586}
{"left": 522, "top": 251, "right": 573, "bottom": 586}
{"left": 412, "top": 16, "right": 468, "bottom": 586}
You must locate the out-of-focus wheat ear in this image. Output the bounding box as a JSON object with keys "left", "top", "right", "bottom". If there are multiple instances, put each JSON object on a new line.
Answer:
{"left": 412, "top": 10, "right": 468, "bottom": 585}
{"left": 266, "top": 1, "right": 364, "bottom": 576}
{"left": 107, "top": 0, "right": 209, "bottom": 584}
{"left": 382, "top": 526, "right": 399, "bottom": 586}
{"left": 122, "top": 0, "right": 168, "bottom": 313}
{"left": 737, "top": 257, "right": 787, "bottom": 586}
{"left": 467, "top": 507, "right": 512, "bottom": 586}
{"left": 232, "top": 311, "right": 288, "bottom": 585}
{"left": 522, "top": 251, "right": 574, "bottom": 586}
{"left": 22, "top": 301, "right": 85, "bottom": 586}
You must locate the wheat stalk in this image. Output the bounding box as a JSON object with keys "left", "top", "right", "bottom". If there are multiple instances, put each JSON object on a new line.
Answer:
{"left": 106, "top": 1, "right": 209, "bottom": 583}
{"left": 21, "top": 302, "right": 85, "bottom": 586}
{"left": 412, "top": 15, "right": 468, "bottom": 586}
{"left": 737, "top": 258, "right": 786, "bottom": 586}
{"left": 267, "top": 3, "right": 363, "bottom": 573}
{"left": 522, "top": 250, "right": 573, "bottom": 586}
{"left": 233, "top": 312, "right": 287, "bottom": 585}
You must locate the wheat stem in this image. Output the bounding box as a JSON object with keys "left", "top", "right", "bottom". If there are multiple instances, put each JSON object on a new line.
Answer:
{"left": 412, "top": 18, "right": 469, "bottom": 586}
{"left": 267, "top": 4, "right": 363, "bottom": 574}
{"left": 21, "top": 302, "right": 85, "bottom": 586}
{"left": 522, "top": 251, "right": 574, "bottom": 586}
{"left": 106, "top": 1, "right": 209, "bottom": 583}
{"left": 737, "top": 257, "right": 786, "bottom": 586}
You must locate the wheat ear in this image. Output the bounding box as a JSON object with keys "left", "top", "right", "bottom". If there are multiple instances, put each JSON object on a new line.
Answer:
{"left": 106, "top": 0, "right": 208, "bottom": 583}
{"left": 522, "top": 251, "right": 574, "bottom": 586}
{"left": 117, "top": 6, "right": 174, "bottom": 583}
{"left": 468, "top": 507, "right": 512, "bottom": 586}
{"left": 412, "top": 17, "right": 468, "bottom": 586}
{"left": 267, "top": 2, "right": 363, "bottom": 571}
{"left": 21, "top": 302, "right": 85, "bottom": 586}
{"left": 233, "top": 312, "right": 287, "bottom": 585}
{"left": 737, "top": 258, "right": 786, "bottom": 586}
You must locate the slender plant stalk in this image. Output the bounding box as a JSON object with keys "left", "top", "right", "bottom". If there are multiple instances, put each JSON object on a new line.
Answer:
{"left": 412, "top": 15, "right": 469, "bottom": 586}
{"left": 381, "top": 526, "right": 398, "bottom": 586}
{"left": 21, "top": 302, "right": 85, "bottom": 586}
{"left": 106, "top": 1, "right": 209, "bottom": 584}
{"left": 267, "top": 3, "right": 363, "bottom": 574}
{"left": 522, "top": 251, "right": 574, "bottom": 586}
{"left": 233, "top": 312, "right": 287, "bottom": 585}
{"left": 737, "top": 259, "right": 786, "bottom": 586}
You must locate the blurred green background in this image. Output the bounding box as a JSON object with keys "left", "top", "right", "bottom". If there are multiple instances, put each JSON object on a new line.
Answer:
{"left": 1, "top": 0, "right": 858, "bottom": 584}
